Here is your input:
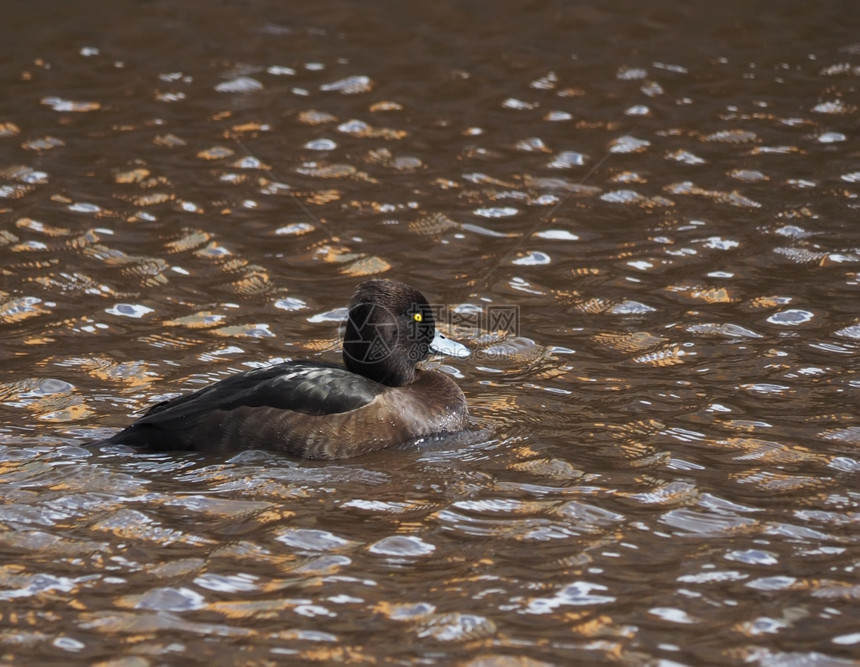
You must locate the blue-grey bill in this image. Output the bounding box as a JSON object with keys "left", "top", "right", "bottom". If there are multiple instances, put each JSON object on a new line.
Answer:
{"left": 430, "top": 330, "right": 470, "bottom": 358}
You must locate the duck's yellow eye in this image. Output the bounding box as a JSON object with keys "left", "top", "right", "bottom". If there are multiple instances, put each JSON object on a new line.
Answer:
{"left": 413, "top": 312, "right": 423, "bottom": 322}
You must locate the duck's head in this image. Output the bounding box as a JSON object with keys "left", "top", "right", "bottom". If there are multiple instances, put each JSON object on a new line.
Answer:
{"left": 342, "top": 279, "right": 469, "bottom": 386}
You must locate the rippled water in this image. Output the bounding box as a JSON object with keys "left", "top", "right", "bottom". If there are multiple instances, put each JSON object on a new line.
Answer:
{"left": 1, "top": 1, "right": 858, "bottom": 664}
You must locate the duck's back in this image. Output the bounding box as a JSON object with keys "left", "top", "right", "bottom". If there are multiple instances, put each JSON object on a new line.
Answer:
{"left": 107, "top": 361, "right": 382, "bottom": 452}
{"left": 106, "top": 361, "right": 467, "bottom": 459}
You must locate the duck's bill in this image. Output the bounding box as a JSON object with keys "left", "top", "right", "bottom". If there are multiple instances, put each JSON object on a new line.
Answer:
{"left": 430, "top": 330, "right": 470, "bottom": 358}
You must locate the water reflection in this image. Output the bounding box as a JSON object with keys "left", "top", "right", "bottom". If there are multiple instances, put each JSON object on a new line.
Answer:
{"left": 0, "top": 0, "right": 859, "bottom": 664}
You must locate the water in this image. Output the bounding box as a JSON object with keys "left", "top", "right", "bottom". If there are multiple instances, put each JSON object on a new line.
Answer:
{"left": 0, "top": 1, "right": 858, "bottom": 664}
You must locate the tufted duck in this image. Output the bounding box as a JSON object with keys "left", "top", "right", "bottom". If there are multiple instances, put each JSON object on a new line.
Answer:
{"left": 105, "top": 280, "right": 470, "bottom": 459}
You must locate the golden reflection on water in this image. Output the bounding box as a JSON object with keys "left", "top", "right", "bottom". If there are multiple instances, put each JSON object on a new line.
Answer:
{"left": 0, "top": 1, "right": 858, "bottom": 664}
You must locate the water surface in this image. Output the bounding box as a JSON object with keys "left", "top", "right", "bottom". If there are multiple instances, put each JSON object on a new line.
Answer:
{"left": 0, "top": 1, "right": 858, "bottom": 664}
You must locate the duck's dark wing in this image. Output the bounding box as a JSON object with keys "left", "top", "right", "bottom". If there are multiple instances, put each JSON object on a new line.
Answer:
{"left": 112, "top": 361, "right": 383, "bottom": 436}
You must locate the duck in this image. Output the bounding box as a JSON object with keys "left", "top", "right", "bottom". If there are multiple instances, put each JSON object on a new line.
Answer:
{"left": 105, "top": 279, "right": 470, "bottom": 459}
